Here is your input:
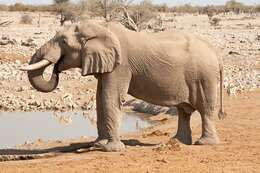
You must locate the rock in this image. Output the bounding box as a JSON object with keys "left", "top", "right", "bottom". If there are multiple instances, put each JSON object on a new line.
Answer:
{"left": 21, "top": 38, "right": 37, "bottom": 47}
{"left": 15, "top": 60, "right": 21, "bottom": 65}
{"left": 0, "top": 36, "right": 17, "bottom": 45}
{"left": 228, "top": 51, "right": 240, "bottom": 55}
{"left": 256, "top": 34, "right": 260, "bottom": 41}
{"left": 153, "top": 138, "right": 181, "bottom": 152}
{"left": 29, "top": 94, "right": 35, "bottom": 99}
{"left": 210, "top": 17, "right": 221, "bottom": 26}
{"left": 124, "top": 99, "right": 173, "bottom": 115}
{"left": 145, "top": 130, "right": 170, "bottom": 137}
{"left": 17, "top": 86, "right": 24, "bottom": 92}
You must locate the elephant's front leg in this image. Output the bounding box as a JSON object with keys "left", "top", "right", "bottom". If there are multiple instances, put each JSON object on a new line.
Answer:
{"left": 94, "top": 76, "right": 108, "bottom": 146}
{"left": 95, "top": 72, "right": 129, "bottom": 152}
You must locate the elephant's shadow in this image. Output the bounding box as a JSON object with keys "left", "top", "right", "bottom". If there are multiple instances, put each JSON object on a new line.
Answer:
{"left": 0, "top": 139, "right": 157, "bottom": 162}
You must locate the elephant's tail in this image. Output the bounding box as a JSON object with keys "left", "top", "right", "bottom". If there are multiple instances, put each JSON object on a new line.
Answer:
{"left": 218, "top": 66, "right": 226, "bottom": 120}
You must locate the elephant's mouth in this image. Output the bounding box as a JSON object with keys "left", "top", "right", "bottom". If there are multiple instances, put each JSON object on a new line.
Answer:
{"left": 54, "top": 55, "right": 65, "bottom": 73}
{"left": 20, "top": 56, "right": 64, "bottom": 93}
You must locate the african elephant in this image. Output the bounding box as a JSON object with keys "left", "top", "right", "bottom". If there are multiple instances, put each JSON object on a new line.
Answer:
{"left": 20, "top": 21, "right": 225, "bottom": 152}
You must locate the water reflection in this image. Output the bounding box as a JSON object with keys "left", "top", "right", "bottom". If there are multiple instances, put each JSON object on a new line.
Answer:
{"left": 0, "top": 111, "right": 152, "bottom": 148}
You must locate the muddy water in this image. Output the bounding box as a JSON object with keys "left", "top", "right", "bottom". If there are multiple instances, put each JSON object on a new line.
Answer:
{"left": 0, "top": 112, "right": 152, "bottom": 148}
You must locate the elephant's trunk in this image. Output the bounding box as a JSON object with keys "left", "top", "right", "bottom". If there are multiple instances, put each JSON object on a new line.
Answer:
{"left": 26, "top": 44, "right": 60, "bottom": 93}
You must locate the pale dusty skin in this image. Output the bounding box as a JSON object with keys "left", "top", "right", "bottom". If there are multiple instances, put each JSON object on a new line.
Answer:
{"left": 21, "top": 21, "right": 225, "bottom": 151}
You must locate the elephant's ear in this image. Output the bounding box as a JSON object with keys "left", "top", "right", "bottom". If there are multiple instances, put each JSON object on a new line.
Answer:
{"left": 75, "top": 23, "right": 122, "bottom": 76}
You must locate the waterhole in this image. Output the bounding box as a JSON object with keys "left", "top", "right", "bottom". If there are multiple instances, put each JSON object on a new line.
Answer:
{"left": 0, "top": 112, "right": 152, "bottom": 148}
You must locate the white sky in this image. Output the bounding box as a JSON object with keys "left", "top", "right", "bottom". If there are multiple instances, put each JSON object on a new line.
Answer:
{"left": 0, "top": 0, "right": 259, "bottom": 6}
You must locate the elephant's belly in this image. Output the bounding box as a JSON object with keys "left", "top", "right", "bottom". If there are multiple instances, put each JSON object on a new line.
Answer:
{"left": 128, "top": 75, "right": 189, "bottom": 107}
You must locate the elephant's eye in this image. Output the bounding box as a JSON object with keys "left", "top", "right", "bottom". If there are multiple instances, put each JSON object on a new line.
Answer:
{"left": 61, "top": 38, "right": 67, "bottom": 45}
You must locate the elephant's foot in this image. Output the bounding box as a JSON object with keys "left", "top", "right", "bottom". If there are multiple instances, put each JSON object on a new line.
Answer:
{"left": 174, "top": 133, "right": 192, "bottom": 145}
{"left": 75, "top": 138, "right": 108, "bottom": 153}
{"left": 100, "top": 140, "right": 125, "bottom": 152}
{"left": 93, "top": 138, "right": 108, "bottom": 148}
{"left": 194, "top": 135, "right": 220, "bottom": 145}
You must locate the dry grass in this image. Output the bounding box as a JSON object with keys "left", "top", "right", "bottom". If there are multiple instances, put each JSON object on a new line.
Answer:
{"left": 8, "top": 3, "right": 56, "bottom": 12}
{"left": 255, "top": 5, "right": 260, "bottom": 12}
{"left": 0, "top": 4, "right": 9, "bottom": 11}
{"left": 20, "top": 14, "right": 33, "bottom": 24}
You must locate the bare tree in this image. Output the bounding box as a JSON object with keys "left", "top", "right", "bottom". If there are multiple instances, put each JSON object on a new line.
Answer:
{"left": 110, "top": 6, "right": 138, "bottom": 31}
{"left": 79, "top": 0, "right": 158, "bottom": 31}
{"left": 104, "top": 0, "right": 107, "bottom": 19}
{"left": 80, "top": 0, "right": 137, "bottom": 29}
{"left": 104, "top": 0, "right": 135, "bottom": 19}
{"left": 129, "top": 0, "right": 156, "bottom": 30}
{"left": 54, "top": 0, "right": 79, "bottom": 26}
{"left": 108, "top": 0, "right": 157, "bottom": 31}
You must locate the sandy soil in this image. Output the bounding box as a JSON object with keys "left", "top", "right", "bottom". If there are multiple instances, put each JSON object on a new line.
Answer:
{"left": 0, "top": 89, "right": 259, "bottom": 173}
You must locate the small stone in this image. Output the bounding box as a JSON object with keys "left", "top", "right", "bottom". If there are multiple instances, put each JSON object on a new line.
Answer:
{"left": 15, "top": 60, "right": 21, "bottom": 65}
{"left": 29, "top": 94, "right": 35, "bottom": 99}
{"left": 17, "top": 86, "right": 25, "bottom": 92}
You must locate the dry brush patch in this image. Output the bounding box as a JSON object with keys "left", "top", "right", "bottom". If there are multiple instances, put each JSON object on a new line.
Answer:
{"left": 20, "top": 14, "right": 33, "bottom": 24}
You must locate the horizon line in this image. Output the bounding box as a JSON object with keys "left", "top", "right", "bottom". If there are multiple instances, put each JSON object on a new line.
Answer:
{"left": 0, "top": 0, "right": 259, "bottom": 7}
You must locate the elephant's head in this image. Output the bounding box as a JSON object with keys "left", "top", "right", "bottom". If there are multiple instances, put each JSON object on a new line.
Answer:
{"left": 20, "top": 22, "right": 122, "bottom": 92}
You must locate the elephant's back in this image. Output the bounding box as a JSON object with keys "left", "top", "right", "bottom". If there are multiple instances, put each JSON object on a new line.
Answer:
{"left": 153, "top": 31, "right": 221, "bottom": 85}
{"left": 151, "top": 31, "right": 189, "bottom": 44}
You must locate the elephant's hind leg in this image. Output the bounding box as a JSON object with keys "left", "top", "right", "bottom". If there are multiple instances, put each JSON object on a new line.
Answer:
{"left": 194, "top": 109, "right": 219, "bottom": 145}
{"left": 174, "top": 104, "right": 194, "bottom": 145}
{"left": 195, "top": 80, "right": 219, "bottom": 145}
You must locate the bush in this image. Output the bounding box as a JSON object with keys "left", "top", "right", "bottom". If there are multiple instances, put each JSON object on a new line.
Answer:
{"left": 53, "top": 3, "right": 79, "bottom": 25}
{"left": 79, "top": 0, "right": 105, "bottom": 17}
{"left": 173, "top": 4, "right": 200, "bottom": 14}
{"left": 0, "top": 4, "right": 9, "bottom": 11}
{"left": 9, "top": 3, "right": 29, "bottom": 11}
{"left": 255, "top": 5, "right": 260, "bottom": 12}
{"left": 53, "top": 0, "right": 70, "bottom": 4}
{"left": 60, "top": 8, "right": 79, "bottom": 25}
{"left": 128, "top": 0, "right": 156, "bottom": 29}
{"left": 20, "top": 14, "right": 33, "bottom": 24}
{"left": 9, "top": 3, "right": 56, "bottom": 12}
{"left": 225, "top": 0, "right": 246, "bottom": 14}
{"left": 210, "top": 17, "right": 221, "bottom": 26}
{"left": 154, "top": 3, "right": 170, "bottom": 12}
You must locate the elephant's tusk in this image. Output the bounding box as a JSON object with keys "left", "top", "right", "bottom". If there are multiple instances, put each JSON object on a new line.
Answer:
{"left": 20, "top": 59, "right": 52, "bottom": 71}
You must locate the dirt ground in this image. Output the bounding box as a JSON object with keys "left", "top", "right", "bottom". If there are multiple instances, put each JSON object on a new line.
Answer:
{"left": 0, "top": 89, "right": 259, "bottom": 173}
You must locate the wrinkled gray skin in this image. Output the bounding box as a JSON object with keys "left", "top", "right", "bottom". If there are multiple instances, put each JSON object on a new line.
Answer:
{"left": 23, "top": 22, "right": 225, "bottom": 152}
